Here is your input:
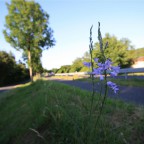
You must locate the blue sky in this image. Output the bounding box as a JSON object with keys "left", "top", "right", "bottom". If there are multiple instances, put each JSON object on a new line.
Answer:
{"left": 0, "top": 0, "right": 144, "bottom": 70}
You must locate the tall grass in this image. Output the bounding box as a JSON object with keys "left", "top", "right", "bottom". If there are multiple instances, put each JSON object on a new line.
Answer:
{"left": 0, "top": 80, "right": 144, "bottom": 144}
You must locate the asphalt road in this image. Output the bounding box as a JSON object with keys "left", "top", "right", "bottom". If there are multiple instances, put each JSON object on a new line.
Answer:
{"left": 49, "top": 79, "right": 144, "bottom": 106}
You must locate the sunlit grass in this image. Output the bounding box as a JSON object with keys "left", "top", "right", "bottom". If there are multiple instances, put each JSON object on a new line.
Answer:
{"left": 50, "top": 75, "right": 89, "bottom": 80}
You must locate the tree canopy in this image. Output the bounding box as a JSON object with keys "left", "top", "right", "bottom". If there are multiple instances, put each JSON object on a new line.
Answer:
{"left": 3, "top": 0, "right": 55, "bottom": 81}
{"left": 93, "top": 33, "right": 134, "bottom": 68}
{"left": 57, "top": 65, "right": 71, "bottom": 73}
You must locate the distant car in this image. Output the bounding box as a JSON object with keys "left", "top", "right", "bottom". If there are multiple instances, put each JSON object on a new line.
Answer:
{"left": 48, "top": 72, "right": 55, "bottom": 76}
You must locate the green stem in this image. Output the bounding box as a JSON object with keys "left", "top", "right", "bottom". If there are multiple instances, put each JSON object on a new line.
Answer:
{"left": 94, "top": 70, "right": 108, "bottom": 130}
{"left": 88, "top": 25, "right": 95, "bottom": 119}
{"left": 89, "top": 51, "right": 95, "bottom": 117}
{"left": 94, "top": 81, "right": 103, "bottom": 110}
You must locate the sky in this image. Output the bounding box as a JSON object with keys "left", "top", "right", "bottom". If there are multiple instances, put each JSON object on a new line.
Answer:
{"left": 0, "top": 0, "right": 144, "bottom": 70}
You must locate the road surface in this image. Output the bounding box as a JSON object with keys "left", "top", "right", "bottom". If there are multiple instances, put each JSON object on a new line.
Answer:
{"left": 49, "top": 79, "right": 144, "bottom": 106}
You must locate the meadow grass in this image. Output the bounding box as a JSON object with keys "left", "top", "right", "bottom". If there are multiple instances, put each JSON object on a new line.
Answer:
{"left": 0, "top": 79, "right": 144, "bottom": 144}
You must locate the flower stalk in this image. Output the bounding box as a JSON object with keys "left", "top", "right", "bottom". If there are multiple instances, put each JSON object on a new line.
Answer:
{"left": 83, "top": 22, "right": 120, "bottom": 140}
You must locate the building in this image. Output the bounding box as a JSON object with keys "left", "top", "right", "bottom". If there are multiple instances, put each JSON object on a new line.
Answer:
{"left": 132, "top": 57, "right": 144, "bottom": 68}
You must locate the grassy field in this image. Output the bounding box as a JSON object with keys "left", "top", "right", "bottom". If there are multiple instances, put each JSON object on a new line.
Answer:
{"left": 0, "top": 79, "right": 144, "bottom": 144}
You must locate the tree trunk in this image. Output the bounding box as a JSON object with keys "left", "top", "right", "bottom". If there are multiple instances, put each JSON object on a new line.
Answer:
{"left": 28, "top": 48, "right": 33, "bottom": 82}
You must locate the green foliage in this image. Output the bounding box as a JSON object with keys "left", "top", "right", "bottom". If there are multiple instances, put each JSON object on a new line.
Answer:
{"left": 0, "top": 51, "right": 29, "bottom": 86}
{"left": 57, "top": 65, "right": 71, "bottom": 73}
{"left": 93, "top": 33, "right": 133, "bottom": 68}
{"left": 3, "top": 0, "right": 55, "bottom": 80}
{"left": 69, "top": 58, "right": 84, "bottom": 72}
{"left": 51, "top": 68, "right": 59, "bottom": 73}
{"left": 57, "top": 35, "right": 143, "bottom": 73}
{"left": 128, "top": 47, "right": 144, "bottom": 59}
{"left": 79, "top": 66, "right": 89, "bottom": 72}
{"left": 0, "top": 80, "right": 144, "bottom": 143}
{"left": 56, "top": 46, "right": 144, "bottom": 74}
{"left": 4, "top": 0, "right": 55, "bottom": 50}
{"left": 54, "top": 45, "right": 143, "bottom": 74}
{"left": 56, "top": 56, "right": 91, "bottom": 74}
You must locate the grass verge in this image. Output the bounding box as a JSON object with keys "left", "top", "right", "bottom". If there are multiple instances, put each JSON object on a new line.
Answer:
{"left": 77, "top": 77, "right": 144, "bottom": 87}
{"left": 0, "top": 79, "right": 144, "bottom": 144}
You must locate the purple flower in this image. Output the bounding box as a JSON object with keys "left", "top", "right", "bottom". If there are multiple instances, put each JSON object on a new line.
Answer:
{"left": 97, "top": 62, "right": 103, "bottom": 68}
{"left": 83, "top": 62, "right": 91, "bottom": 68}
{"left": 93, "top": 68, "right": 102, "bottom": 75}
{"left": 107, "top": 81, "right": 119, "bottom": 94}
{"left": 110, "top": 71, "right": 118, "bottom": 77}
{"left": 111, "top": 66, "right": 120, "bottom": 73}
{"left": 92, "top": 68, "right": 104, "bottom": 81}
{"left": 94, "top": 58, "right": 99, "bottom": 63}
{"left": 84, "top": 58, "right": 120, "bottom": 89}
{"left": 100, "top": 75, "right": 104, "bottom": 80}
{"left": 104, "top": 59, "right": 112, "bottom": 70}
{"left": 109, "top": 66, "right": 120, "bottom": 77}
{"left": 96, "top": 59, "right": 112, "bottom": 71}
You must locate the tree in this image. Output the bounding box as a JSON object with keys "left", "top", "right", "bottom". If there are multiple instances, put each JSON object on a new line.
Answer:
{"left": 69, "top": 58, "right": 83, "bottom": 72}
{"left": 0, "top": 51, "right": 15, "bottom": 85}
{"left": 3, "top": 0, "right": 55, "bottom": 82}
{"left": 93, "top": 33, "right": 133, "bottom": 68}
{"left": 51, "top": 68, "right": 59, "bottom": 73}
{"left": 57, "top": 65, "right": 71, "bottom": 73}
{"left": 22, "top": 47, "right": 44, "bottom": 74}
{"left": 128, "top": 47, "right": 144, "bottom": 59}
{"left": 0, "top": 51, "right": 29, "bottom": 86}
